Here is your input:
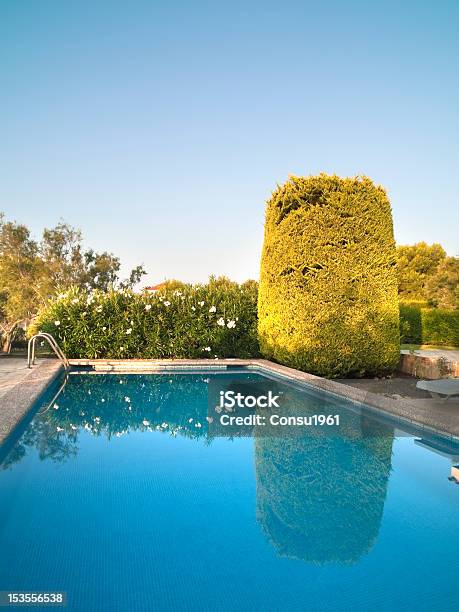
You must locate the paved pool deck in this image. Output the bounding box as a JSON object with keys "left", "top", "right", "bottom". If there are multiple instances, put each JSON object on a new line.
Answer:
{"left": 405, "top": 348, "right": 459, "bottom": 361}
{"left": 0, "top": 357, "right": 63, "bottom": 445}
{"left": 0, "top": 356, "right": 458, "bottom": 445}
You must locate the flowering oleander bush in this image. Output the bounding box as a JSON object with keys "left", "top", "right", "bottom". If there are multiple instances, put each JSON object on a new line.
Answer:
{"left": 30, "top": 278, "right": 259, "bottom": 359}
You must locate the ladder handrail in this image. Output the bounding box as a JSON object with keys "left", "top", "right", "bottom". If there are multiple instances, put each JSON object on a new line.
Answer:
{"left": 33, "top": 332, "right": 68, "bottom": 365}
{"left": 31, "top": 333, "right": 69, "bottom": 368}
{"left": 27, "top": 333, "right": 70, "bottom": 370}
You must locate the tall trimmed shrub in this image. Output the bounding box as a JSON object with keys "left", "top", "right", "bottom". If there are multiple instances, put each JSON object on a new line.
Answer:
{"left": 258, "top": 174, "right": 400, "bottom": 377}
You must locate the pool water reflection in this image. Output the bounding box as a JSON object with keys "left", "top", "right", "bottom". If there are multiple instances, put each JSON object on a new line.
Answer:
{"left": 0, "top": 371, "right": 458, "bottom": 611}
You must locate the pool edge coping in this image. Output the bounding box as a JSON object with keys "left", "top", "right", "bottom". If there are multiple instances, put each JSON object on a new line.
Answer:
{"left": 0, "top": 360, "right": 64, "bottom": 446}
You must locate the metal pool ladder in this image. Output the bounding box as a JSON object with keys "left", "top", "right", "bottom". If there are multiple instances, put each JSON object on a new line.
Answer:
{"left": 27, "top": 332, "right": 70, "bottom": 371}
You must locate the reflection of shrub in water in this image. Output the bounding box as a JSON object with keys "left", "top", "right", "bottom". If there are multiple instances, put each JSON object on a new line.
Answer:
{"left": 255, "top": 415, "right": 394, "bottom": 565}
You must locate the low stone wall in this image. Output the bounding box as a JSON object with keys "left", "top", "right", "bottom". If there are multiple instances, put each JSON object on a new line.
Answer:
{"left": 399, "top": 351, "right": 459, "bottom": 380}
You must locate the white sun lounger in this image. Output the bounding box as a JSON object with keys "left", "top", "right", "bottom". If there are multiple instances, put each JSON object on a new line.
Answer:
{"left": 416, "top": 378, "right": 459, "bottom": 400}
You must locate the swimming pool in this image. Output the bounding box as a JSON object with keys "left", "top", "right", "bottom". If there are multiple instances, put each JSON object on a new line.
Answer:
{"left": 1, "top": 369, "right": 458, "bottom": 611}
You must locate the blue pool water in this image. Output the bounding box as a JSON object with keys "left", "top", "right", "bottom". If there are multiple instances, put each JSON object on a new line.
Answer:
{"left": 0, "top": 370, "right": 458, "bottom": 611}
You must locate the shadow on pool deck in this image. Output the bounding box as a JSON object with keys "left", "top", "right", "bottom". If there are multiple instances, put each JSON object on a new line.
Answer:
{"left": 336, "top": 374, "right": 432, "bottom": 399}
{"left": 338, "top": 374, "right": 459, "bottom": 435}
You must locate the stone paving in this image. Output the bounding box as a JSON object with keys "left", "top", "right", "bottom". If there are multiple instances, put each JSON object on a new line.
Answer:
{"left": 0, "top": 358, "right": 63, "bottom": 445}
{"left": 406, "top": 348, "right": 459, "bottom": 361}
{"left": 0, "top": 356, "right": 36, "bottom": 399}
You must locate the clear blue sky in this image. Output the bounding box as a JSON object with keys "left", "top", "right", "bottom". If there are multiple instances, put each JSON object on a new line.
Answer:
{"left": 1, "top": 0, "right": 458, "bottom": 284}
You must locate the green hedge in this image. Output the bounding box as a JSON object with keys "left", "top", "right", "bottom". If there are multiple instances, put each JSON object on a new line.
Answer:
{"left": 398, "top": 301, "right": 427, "bottom": 343}
{"left": 400, "top": 304, "right": 459, "bottom": 345}
{"left": 31, "top": 278, "right": 259, "bottom": 359}
{"left": 258, "top": 174, "right": 400, "bottom": 378}
{"left": 422, "top": 309, "right": 459, "bottom": 345}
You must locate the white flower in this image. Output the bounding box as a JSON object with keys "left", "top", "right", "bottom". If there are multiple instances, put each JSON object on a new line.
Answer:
{"left": 71, "top": 298, "right": 79, "bottom": 304}
{"left": 53, "top": 403, "right": 59, "bottom": 410}
{"left": 142, "top": 419, "right": 150, "bottom": 426}
{"left": 209, "top": 305, "right": 216, "bottom": 313}
{"left": 173, "top": 290, "right": 182, "bottom": 296}
{"left": 70, "top": 424, "right": 77, "bottom": 431}
{"left": 102, "top": 326, "right": 106, "bottom": 331}
{"left": 203, "top": 346, "right": 211, "bottom": 352}
{"left": 96, "top": 305, "right": 102, "bottom": 313}
{"left": 124, "top": 396, "right": 131, "bottom": 403}
{"left": 217, "top": 317, "right": 225, "bottom": 327}
{"left": 145, "top": 304, "right": 152, "bottom": 311}
{"left": 164, "top": 301, "right": 171, "bottom": 307}
{"left": 227, "top": 320, "right": 236, "bottom": 329}
{"left": 54, "top": 320, "right": 61, "bottom": 326}
{"left": 198, "top": 301, "right": 205, "bottom": 307}
{"left": 126, "top": 328, "right": 132, "bottom": 335}
{"left": 188, "top": 418, "right": 193, "bottom": 423}
{"left": 56, "top": 426, "right": 64, "bottom": 432}
{"left": 191, "top": 306, "right": 196, "bottom": 311}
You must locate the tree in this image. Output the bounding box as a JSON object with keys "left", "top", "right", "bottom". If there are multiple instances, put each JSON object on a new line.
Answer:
{"left": 396, "top": 242, "right": 446, "bottom": 300}
{"left": 0, "top": 214, "right": 147, "bottom": 352}
{"left": 81, "top": 249, "right": 122, "bottom": 290}
{"left": 425, "top": 256, "right": 459, "bottom": 309}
